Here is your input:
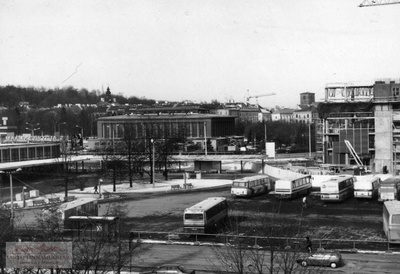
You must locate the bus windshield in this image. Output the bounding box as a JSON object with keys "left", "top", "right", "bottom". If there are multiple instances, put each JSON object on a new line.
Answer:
{"left": 184, "top": 213, "right": 203, "bottom": 220}
{"left": 233, "top": 182, "right": 248, "bottom": 188}
{"left": 393, "top": 214, "right": 400, "bottom": 224}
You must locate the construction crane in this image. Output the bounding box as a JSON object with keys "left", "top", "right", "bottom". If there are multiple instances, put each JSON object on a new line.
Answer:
{"left": 359, "top": 0, "right": 400, "bottom": 7}
{"left": 245, "top": 90, "right": 276, "bottom": 105}
{"left": 344, "top": 140, "right": 364, "bottom": 167}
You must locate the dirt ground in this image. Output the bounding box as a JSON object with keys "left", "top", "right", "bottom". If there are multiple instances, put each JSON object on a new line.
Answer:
{"left": 99, "top": 186, "right": 385, "bottom": 243}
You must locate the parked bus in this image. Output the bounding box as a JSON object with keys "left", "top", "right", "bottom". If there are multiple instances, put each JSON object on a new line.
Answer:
{"left": 320, "top": 175, "right": 355, "bottom": 202}
{"left": 274, "top": 174, "right": 312, "bottom": 199}
{"left": 231, "top": 175, "right": 270, "bottom": 198}
{"left": 354, "top": 176, "right": 381, "bottom": 199}
{"left": 383, "top": 200, "right": 400, "bottom": 243}
{"left": 379, "top": 176, "right": 400, "bottom": 202}
{"left": 183, "top": 197, "right": 228, "bottom": 234}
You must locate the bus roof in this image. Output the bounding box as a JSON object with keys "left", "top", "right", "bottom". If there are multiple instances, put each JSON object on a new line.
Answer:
{"left": 354, "top": 176, "right": 380, "bottom": 187}
{"left": 324, "top": 174, "right": 354, "bottom": 182}
{"left": 356, "top": 175, "right": 380, "bottom": 182}
{"left": 384, "top": 200, "right": 400, "bottom": 215}
{"left": 276, "top": 173, "right": 311, "bottom": 182}
{"left": 184, "top": 197, "right": 226, "bottom": 213}
{"left": 233, "top": 175, "right": 269, "bottom": 183}
{"left": 382, "top": 176, "right": 400, "bottom": 185}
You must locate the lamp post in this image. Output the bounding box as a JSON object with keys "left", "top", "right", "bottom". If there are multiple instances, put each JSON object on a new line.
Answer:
{"left": 98, "top": 179, "right": 103, "bottom": 198}
{"left": 309, "top": 122, "right": 312, "bottom": 159}
{"left": 1, "top": 168, "right": 22, "bottom": 228}
{"left": 151, "top": 139, "right": 155, "bottom": 188}
{"left": 394, "top": 144, "right": 397, "bottom": 175}
{"left": 26, "top": 122, "right": 40, "bottom": 136}
{"left": 204, "top": 122, "right": 207, "bottom": 156}
{"left": 22, "top": 186, "right": 26, "bottom": 208}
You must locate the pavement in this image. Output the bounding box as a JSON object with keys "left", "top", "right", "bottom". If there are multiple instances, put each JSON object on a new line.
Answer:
{"left": 66, "top": 178, "right": 232, "bottom": 199}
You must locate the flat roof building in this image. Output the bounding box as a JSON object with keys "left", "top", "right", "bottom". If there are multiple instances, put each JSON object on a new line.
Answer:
{"left": 96, "top": 114, "right": 237, "bottom": 140}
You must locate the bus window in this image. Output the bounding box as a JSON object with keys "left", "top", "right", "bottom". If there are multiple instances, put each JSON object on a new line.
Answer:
{"left": 185, "top": 214, "right": 203, "bottom": 220}
{"left": 392, "top": 214, "right": 400, "bottom": 224}
{"left": 233, "top": 182, "right": 247, "bottom": 188}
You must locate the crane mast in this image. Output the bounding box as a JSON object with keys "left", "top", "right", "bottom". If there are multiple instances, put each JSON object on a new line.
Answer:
{"left": 359, "top": 0, "right": 400, "bottom": 7}
{"left": 344, "top": 140, "right": 363, "bottom": 167}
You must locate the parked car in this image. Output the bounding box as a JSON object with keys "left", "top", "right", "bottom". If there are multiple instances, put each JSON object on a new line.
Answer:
{"left": 298, "top": 251, "right": 342, "bottom": 268}
{"left": 151, "top": 264, "right": 195, "bottom": 274}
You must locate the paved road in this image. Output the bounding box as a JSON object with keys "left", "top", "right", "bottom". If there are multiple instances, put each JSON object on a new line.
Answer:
{"left": 128, "top": 243, "right": 400, "bottom": 274}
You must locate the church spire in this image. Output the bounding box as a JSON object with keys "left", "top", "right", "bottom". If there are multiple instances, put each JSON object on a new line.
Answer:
{"left": 105, "top": 86, "right": 112, "bottom": 103}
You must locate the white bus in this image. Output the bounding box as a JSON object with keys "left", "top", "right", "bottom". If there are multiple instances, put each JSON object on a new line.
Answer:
{"left": 379, "top": 176, "right": 400, "bottom": 202}
{"left": 231, "top": 175, "right": 270, "bottom": 198}
{"left": 383, "top": 200, "right": 400, "bottom": 243}
{"left": 354, "top": 176, "right": 381, "bottom": 199}
{"left": 274, "top": 174, "right": 312, "bottom": 199}
{"left": 320, "top": 175, "right": 355, "bottom": 202}
{"left": 183, "top": 197, "right": 228, "bottom": 234}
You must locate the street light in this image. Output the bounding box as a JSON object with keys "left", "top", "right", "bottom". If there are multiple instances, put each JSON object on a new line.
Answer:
{"left": 98, "top": 179, "right": 103, "bottom": 198}
{"left": 394, "top": 144, "right": 397, "bottom": 175}
{"left": 151, "top": 139, "right": 155, "bottom": 188}
{"left": 1, "top": 168, "right": 22, "bottom": 228}
{"left": 26, "top": 122, "right": 40, "bottom": 136}
{"left": 309, "top": 122, "right": 312, "bottom": 158}
{"left": 22, "top": 186, "right": 27, "bottom": 208}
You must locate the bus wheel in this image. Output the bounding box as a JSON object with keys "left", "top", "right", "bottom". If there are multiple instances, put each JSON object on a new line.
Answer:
{"left": 301, "top": 261, "right": 308, "bottom": 267}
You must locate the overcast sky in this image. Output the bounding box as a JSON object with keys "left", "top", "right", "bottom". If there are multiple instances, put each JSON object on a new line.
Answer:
{"left": 1, "top": 0, "right": 399, "bottom": 108}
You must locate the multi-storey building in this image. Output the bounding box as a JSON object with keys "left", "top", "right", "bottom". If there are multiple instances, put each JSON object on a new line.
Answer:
{"left": 317, "top": 79, "right": 400, "bottom": 173}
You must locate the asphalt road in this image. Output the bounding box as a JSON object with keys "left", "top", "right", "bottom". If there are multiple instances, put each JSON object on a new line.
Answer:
{"left": 129, "top": 244, "right": 400, "bottom": 274}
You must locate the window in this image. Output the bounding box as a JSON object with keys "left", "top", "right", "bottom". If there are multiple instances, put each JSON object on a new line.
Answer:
{"left": 185, "top": 214, "right": 203, "bottom": 220}
{"left": 392, "top": 214, "right": 400, "bottom": 224}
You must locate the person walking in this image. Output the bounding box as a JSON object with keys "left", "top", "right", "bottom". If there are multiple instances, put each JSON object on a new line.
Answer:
{"left": 93, "top": 184, "right": 98, "bottom": 194}
{"left": 302, "top": 196, "right": 307, "bottom": 209}
{"left": 305, "top": 237, "right": 312, "bottom": 253}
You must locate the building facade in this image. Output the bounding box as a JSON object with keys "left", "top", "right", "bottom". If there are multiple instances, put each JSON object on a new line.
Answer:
{"left": 96, "top": 114, "right": 236, "bottom": 151}
{"left": 318, "top": 79, "right": 400, "bottom": 173}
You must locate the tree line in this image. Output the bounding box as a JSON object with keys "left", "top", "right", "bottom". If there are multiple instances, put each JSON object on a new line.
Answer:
{"left": 0, "top": 85, "right": 155, "bottom": 108}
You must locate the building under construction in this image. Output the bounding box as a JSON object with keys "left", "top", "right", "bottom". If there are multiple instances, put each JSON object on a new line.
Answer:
{"left": 316, "top": 79, "right": 400, "bottom": 174}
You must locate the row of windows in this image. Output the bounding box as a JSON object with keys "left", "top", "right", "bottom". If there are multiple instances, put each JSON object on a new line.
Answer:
{"left": 338, "top": 178, "right": 355, "bottom": 190}
{"left": 205, "top": 201, "right": 228, "bottom": 221}
{"left": 292, "top": 177, "right": 311, "bottom": 188}
{"left": 103, "top": 122, "right": 206, "bottom": 139}
{"left": 0, "top": 145, "right": 60, "bottom": 163}
{"left": 233, "top": 178, "right": 269, "bottom": 188}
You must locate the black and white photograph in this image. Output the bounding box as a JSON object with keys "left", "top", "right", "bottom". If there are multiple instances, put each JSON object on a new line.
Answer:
{"left": 1, "top": 0, "right": 400, "bottom": 273}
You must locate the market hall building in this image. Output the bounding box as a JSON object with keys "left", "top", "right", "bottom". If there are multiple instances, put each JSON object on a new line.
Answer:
{"left": 96, "top": 114, "right": 237, "bottom": 152}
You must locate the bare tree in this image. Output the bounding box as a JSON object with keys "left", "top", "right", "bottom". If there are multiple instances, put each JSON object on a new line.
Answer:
{"left": 210, "top": 205, "right": 324, "bottom": 274}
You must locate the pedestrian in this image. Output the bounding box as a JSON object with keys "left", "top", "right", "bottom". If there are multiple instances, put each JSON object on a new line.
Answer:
{"left": 302, "top": 196, "right": 307, "bottom": 209}
{"left": 305, "top": 236, "right": 312, "bottom": 253}
{"left": 93, "top": 185, "right": 98, "bottom": 194}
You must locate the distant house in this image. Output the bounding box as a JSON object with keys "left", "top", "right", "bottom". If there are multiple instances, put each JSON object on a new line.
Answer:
{"left": 293, "top": 108, "right": 313, "bottom": 123}
{"left": 271, "top": 108, "right": 295, "bottom": 122}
